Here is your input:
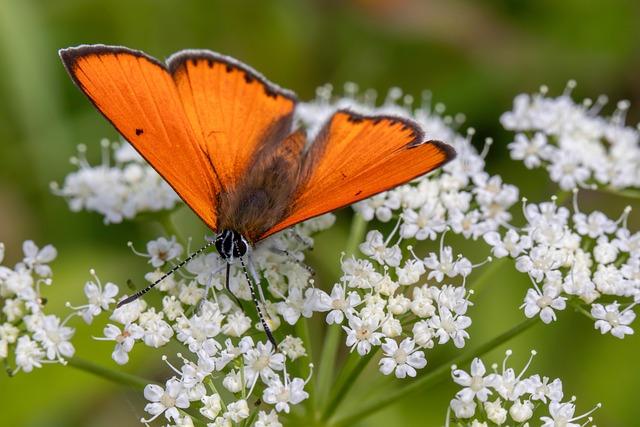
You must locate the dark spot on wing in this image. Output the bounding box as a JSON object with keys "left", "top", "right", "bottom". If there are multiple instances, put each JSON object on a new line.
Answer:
{"left": 340, "top": 171, "right": 347, "bottom": 179}
{"left": 207, "top": 59, "right": 214, "bottom": 67}
{"left": 347, "top": 114, "right": 364, "bottom": 124}
{"left": 190, "top": 58, "right": 198, "bottom": 66}
{"left": 135, "top": 128, "right": 144, "bottom": 136}
{"left": 225, "top": 64, "right": 233, "bottom": 72}
{"left": 243, "top": 72, "right": 254, "bottom": 84}
{"left": 355, "top": 190, "right": 362, "bottom": 196}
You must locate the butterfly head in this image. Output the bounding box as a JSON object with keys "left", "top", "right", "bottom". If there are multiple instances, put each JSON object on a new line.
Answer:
{"left": 215, "top": 229, "right": 250, "bottom": 260}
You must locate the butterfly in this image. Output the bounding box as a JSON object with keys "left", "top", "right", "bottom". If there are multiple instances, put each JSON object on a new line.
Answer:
{"left": 59, "top": 44, "right": 455, "bottom": 346}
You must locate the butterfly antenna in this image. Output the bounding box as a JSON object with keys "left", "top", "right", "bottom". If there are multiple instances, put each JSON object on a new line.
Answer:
{"left": 240, "top": 257, "right": 278, "bottom": 350}
{"left": 116, "top": 239, "right": 216, "bottom": 308}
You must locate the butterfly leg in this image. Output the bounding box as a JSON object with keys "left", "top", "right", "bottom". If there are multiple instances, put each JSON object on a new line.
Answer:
{"left": 197, "top": 263, "right": 227, "bottom": 314}
{"left": 224, "top": 262, "right": 247, "bottom": 314}
{"left": 240, "top": 258, "right": 278, "bottom": 349}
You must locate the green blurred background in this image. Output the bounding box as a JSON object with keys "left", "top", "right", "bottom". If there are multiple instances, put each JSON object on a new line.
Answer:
{"left": 0, "top": 0, "right": 639, "bottom": 425}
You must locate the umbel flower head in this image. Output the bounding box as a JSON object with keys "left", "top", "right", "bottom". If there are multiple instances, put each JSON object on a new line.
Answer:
{"left": 447, "top": 350, "right": 601, "bottom": 426}
{"left": 51, "top": 140, "right": 180, "bottom": 224}
{"left": 0, "top": 241, "right": 76, "bottom": 374}
{"left": 502, "top": 81, "right": 640, "bottom": 191}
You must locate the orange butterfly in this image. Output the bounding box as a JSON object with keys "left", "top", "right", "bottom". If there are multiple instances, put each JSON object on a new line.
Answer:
{"left": 60, "top": 45, "right": 455, "bottom": 345}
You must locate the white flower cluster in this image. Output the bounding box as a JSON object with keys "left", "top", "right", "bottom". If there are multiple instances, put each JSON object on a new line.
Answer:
{"left": 139, "top": 337, "right": 310, "bottom": 426}
{"left": 0, "top": 241, "right": 75, "bottom": 374}
{"left": 51, "top": 139, "right": 180, "bottom": 224}
{"left": 501, "top": 82, "right": 640, "bottom": 190}
{"left": 65, "top": 215, "right": 334, "bottom": 425}
{"left": 447, "top": 350, "right": 601, "bottom": 426}
{"left": 484, "top": 191, "right": 638, "bottom": 337}
{"left": 311, "top": 225, "right": 485, "bottom": 378}
{"left": 296, "top": 84, "right": 519, "bottom": 241}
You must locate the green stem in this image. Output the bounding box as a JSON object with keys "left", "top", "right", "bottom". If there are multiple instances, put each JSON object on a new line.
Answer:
{"left": 296, "top": 318, "right": 316, "bottom": 417}
{"left": 315, "top": 213, "right": 368, "bottom": 414}
{"left": 604, "top": 186, "right": 640, "bottom": 200}
{"left": 66, "top": 357, "right": 154, "bottom": 390}
{"left": 321, "top": 350, "right": 377, "bottom": 422}
{"left": 330, "top": 317, "right": 538, "bottom": 427}
{"left": 157, "top": 213, "right": 186, "bottom": 247}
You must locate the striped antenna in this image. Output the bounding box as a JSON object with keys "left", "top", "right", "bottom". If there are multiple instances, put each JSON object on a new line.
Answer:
{"left": 116, "top": 239, "right": 216, "bottom": 308}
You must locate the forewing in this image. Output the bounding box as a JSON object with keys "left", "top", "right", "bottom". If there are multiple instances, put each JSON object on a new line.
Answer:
{"left": 59, "top": 45, "right": 220, "bottom": 230}
{"left": 259, "top": 110, "right": 455, "bottom": 239}
{"left": 167, "top": 50, "right": 297, "bottom": 191}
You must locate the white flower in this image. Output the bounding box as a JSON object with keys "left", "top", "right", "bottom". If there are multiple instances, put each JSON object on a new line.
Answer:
{"left": 449, "top": 397, "right": 476, "bottom": 418}
{"left": 354, "top": 192, "right": 400, "bottom": 222}
{"left": 14, "top": 336, "right": 45, "bottom": 373}
{"left": 400, "top": 202, "right": 446, "bottom": 240}
{"left": 139, "top": 308, "right": 173, "bottom": 347}
{"left": 31, "top": 314, "right": 75, "bottom": 361}
{"left": 111, "top": 297, "right": 147, "bottom": 324}
{"left": 52, "top": 141, "right": 181, "bottom": 223}
{"left": 540, "top": 400, "right": 599, "bottom": 427}
{"left": 484, "top": 229, "right": 531, "bottom": 258}
{"left": 222, "top": 370, "right": 243, "bottom": 393}
{"left": 221, "top": 311, "right": 252, "bottom": 337}
{"left": 378, "top": 338, "right": 427, "bottom": 378}
{"left": 521, "top": 285, "right": 566, "bottom": 323}
{"left": 318, "top": 284, "right": 360, "bottom": 325}
{"left": 484, "top": 398, "right": 507, "bottom": 425}
{"left": 452, "top": 357, "right": 496, "bottom": 402}
{"left": 262, "top": 376, "right": 309, "bottom": 413}
{"left": 21, "top": 240, "right": 57, "bottom": 277}
{"left": 591, "top": 302, "right": 635, "bottom": 338}
{"left": 142, "top": 378, "right": 190, "bottom": 423}
{"left": 359, "top": 230, "right": 401, "bottom": 266}
{"left": 199, "top": 393, "right": 222, "bottom": 420}
{"left": 243, "top": 341, "right": 285, "bottom": 385}
{"left": 525, "top": 374, "right": 564, "bottom": 403}
{"left": 343, "top": 315, "right": 384, "bottom": 355}
{"left": 77, "top": 273, "right": 118, "bottom": 324}
{"left": 146, "top": 236, "right": 183, "bottom": 268}
{"left": 509, "top": 399, "right": 534, "bottom": 422}
{"left": 429, "top": 307, "right": 471, "bottom": 348}
{"left": 254, "top": 410, "right": 282, "bottom": 427}
{"left": 508, "top": 132, "right": 553, "bottom": 168}
{"left": 396, "top": 259, "right": 425, "bottom": 285}
{"left": 279, "top": 335, "right": 307, "bottom": 361}
{"left": 97, "top": 323, "right": 144, "bottom": 365}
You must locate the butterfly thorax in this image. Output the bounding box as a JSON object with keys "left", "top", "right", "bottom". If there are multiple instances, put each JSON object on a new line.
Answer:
{"left": 214, "top": 229, "right": 250, "bottom": 260}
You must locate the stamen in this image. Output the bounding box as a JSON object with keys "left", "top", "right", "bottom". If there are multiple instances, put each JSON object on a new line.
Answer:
{"left": 563, "top": 79, "right": 577, "bottom": 97}
{"left": 161, "top": 355, "right": 182, "bottom": 376}
{"left": 385, "top": 213, "right": 404, "bottom": 246}
{"left": 517, "top": 350, "right": 537, "bottom": 380}
{"left": 100, "top": 138, "right": 111, "bottom": 167}
{"left": 572, "top": 188, "right": 580, "bottom": 214}
{"left": 571, "top": 402, "right": 602, "bottom": 422}
{"left": 589, "top": 94, "right": 608, "bottom": 116}
{"left": 127, "top": 241, "right": 149, "bottom": 258}
{"left": 480, "top": 137, "right": 493, "bottom": 159}
{"left": 502, "top": 349, "right": 513, "bottom": 374}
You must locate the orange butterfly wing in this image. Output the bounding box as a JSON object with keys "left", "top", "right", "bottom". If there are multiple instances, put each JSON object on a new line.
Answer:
{"left": 59, "top": 45, "right": 220, "bottom": 230}
{"left": 60, "top": 46, "right": 298, "bottom": 232}
{"left": 167, "top": 50, "right": 297, "bottom": 191}
{"left": 259, "top": 110, "right": 455, "bottom": 239}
